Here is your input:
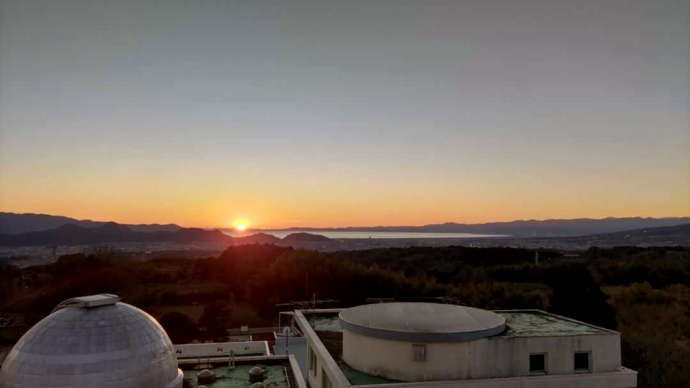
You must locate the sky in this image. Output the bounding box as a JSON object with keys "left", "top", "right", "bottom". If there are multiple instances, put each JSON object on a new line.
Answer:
{"left": 0, "top": 0, "right": 688, "bottom": 228}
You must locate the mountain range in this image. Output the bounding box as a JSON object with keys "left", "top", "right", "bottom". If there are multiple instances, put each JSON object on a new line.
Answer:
{"left": 1, "top": 212, "right": 689, "bottom": 248}
{"left": 0, "top": 214, "right": 688, "bottom": 249}
{"left": 0, "top": 222, "right": 327, "bottom": 247}
{"left": 260, "top": 217, "right": 690, "bottom": 237}
{"left": 0, "top": 212, "right": 182, "bottom": 234}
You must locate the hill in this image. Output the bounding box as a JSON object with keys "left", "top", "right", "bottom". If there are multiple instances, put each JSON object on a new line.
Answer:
{"left": 0, "top": 212, "right": 182, "bottom": 234}
{"left": 0, "top": 223, "right": 232, "bottom": 246}
{"left": 0, "top": 223, "right": 335, "bottom": 248}
{"left": 282, "top": 232, "right": 331, "bottom": 243}
{"left": 263, "top": 217, "right": 690, "bottom": 237}
{"left": 4, "top": 212, "right": 689, "bottom": 237}
{"left": 232, "top": 233, "right": 282, "bottom": 245}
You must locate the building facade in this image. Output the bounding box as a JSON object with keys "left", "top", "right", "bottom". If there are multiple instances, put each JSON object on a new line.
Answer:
{"left": 0, "top": 296, "right": 636, "bottom": 388}
{"left": 292, "top": 303, "right": 637, "bottom": 388}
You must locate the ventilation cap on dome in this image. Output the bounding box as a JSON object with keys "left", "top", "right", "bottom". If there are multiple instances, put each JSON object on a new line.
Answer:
{"left": 51, "top": 293, "right": 120, "bottom": 312}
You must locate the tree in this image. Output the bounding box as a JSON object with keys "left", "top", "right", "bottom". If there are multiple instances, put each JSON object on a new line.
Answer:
{"left": 199, "top": 302, "right": 232, "bottom": 341}
{"left": 159, "top": 312, "right": 198, "bottom": 344}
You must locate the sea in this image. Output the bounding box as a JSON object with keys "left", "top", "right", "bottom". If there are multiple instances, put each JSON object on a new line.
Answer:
{"left": 225, "top": 230, "right": 504, "bottom": 239}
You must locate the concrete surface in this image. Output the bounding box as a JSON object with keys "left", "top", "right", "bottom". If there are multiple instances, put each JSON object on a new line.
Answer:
{"left": 339, "top": 303, "right": 506, "bottom": 342}
{"left": 296, "top": 306, "right": 637, "bottom": 388}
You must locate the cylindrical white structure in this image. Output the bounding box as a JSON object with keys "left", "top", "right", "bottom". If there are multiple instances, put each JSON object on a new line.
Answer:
{"left": 0, "top": 294, "right": 183, "bottom": 388}
{"left": 340, "top": 302, "right": 506, "bottom": 382}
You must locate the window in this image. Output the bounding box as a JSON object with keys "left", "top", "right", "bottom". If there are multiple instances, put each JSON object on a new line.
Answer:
{"left": 529, "top": 353, "right": 546, "bottom": 374}
{"left": 574, "top": 352, "right": 591, "bottom": 372}
{"left": 412, "top": 344, "right": 426, "bottom": 362}
{"left": 321, "top": 369, "right": 332, "bottom": 388}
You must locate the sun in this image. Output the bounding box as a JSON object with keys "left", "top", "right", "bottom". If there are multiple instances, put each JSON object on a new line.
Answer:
{"left": 232, "top": 219, "right": 250, "bottom": 232}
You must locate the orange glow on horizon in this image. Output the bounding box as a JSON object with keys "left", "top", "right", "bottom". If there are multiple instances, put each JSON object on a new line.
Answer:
{"left": 231, "top": 219, "right": 251, "bottom": 232}
{"left": 0, "top": 0, "right": 688, "bottom": 233}
{"left": 1, "top": 172, "right": 688, "bottom": 230}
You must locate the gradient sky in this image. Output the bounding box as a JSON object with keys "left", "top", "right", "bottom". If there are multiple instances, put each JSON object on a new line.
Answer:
{"left": 0, "top": 0, "right": 688, "bottom": 228}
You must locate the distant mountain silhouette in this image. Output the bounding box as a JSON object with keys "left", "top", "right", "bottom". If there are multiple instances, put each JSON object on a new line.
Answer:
{"left": 2, "top": 212, "right": 689, "bottom": 245}
{"left": 232, "top": 233, "right": 282, "bottom": 245}
{"left": 0, "top": 219, "right": 338, "bottom": 247}
{"left": 586, "top": 223, "right": 690, "bottom": 239}
{"left": 0, "top": 223, "right": 232, "bottom": 246}
{"left": 0, "top": 221, "right": 307, "bottom": 247}
{"left": 0, "top": 212, "right": 182, "bottom": 234}
{"left": 0, "top": 218, "right": 686, "bottom": 249}
{"left": 263, "top": 217, "right": 690, "bottom": 237}
{"left": 282, "top": 232, "right": 331, "bottom": 242}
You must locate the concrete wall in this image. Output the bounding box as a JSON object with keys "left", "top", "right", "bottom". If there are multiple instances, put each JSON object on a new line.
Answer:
{"left": 294, "top": 311, "right": 350, "bottom": 388}
{"left": 295, "top": 309, "right": 636, "bottom": 388}
{"left": 504, "top": 334, "right": 621, "bottom": 376}
{"left": 354, "top": 367, "right": 637, "bottom": 388}
{"left": 174, "top": 341, "right": 270, "bottom": 359}
{"left": 304, "top": 334, "right": 345, "bottom": 388}
{"left": 343, "top": 329, "right": 623, "bottom": 382}
{"left": 344, "top": 330, "right": 495, "bottom": 381}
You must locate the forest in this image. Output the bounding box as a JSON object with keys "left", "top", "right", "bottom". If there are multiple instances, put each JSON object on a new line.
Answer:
{"left": 1, "top": 244, "right": 688, "bottom": 387}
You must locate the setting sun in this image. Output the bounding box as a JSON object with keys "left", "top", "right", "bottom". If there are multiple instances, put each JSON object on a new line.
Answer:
{"left": 232, "top": 219, "right": 250, "bottom": 232}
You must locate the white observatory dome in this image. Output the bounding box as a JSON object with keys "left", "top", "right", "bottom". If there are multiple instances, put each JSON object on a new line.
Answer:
{"left": 0, "top": 294, "right": 183, "bottom": 388}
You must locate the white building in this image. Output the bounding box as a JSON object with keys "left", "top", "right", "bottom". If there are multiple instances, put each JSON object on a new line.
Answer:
{"left": 288, "top": 303, "right": 637, "bottom": 388}
{"left": 0, "top": 296, "right": 636, "bottom": 388}
{"left": 0, "top": 294, "right": 305, "bottom": 388}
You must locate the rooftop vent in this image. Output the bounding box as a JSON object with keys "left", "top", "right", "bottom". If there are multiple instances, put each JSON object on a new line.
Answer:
{"left": 51, "top": 294, "right": 120, "bottom": 312}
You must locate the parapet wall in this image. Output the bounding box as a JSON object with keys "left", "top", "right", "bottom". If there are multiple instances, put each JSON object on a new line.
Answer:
{"left": 343, "top": 329, "right": 623, "bottom": 381}
{"left": 175, "top": 341, "right": 270, "bottom": 359}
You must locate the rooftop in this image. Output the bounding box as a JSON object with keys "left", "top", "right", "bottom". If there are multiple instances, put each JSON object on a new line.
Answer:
{"left": 180, "top": 358, "right": 298, "bottom": 388}
{"left": 339, "top": 303, "right": 506, "bottom": 342}
{"left": 338, "top": 361, "right": 396, "bottom": 385}
{"left": 307, "top": 314, "right": 342, "bottom": 332}
{"left": 497, "top": 310, "right": 611, "bottom": 337}
{"left": 300, "top": 307, "right": 615, "bottom": 386}
{"left": 308, "top": 308, "right": 611, "bottom": 338}
{"left": 52, "top": 293, "right": 120, "bottom": 310}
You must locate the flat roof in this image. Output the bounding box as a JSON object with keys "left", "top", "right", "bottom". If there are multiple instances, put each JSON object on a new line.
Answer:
{"left": 304, "top": 308, "right": 614, "bottom": 338}
{"left": 308, "top": 314, "right": 342, "bottom": 332}
{"left": 496, "top": 310, "right": 613, "bottom": 337}
{"left": 180, "top": 358, "right": 298, "bottom": 388}
{"left": 339, "top": 361, "right": 396, "bottom": 385}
